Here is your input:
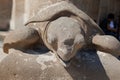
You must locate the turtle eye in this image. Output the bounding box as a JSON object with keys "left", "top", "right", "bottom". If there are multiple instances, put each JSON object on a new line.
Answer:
{"left": 64, "top": 39, "right": 74, "bottom": 46}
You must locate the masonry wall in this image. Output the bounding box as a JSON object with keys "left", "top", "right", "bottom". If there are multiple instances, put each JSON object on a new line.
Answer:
{"left": 70, "top": 0, "right": 100, "bottom": 22}
{"left": 10, "top": 0, "right": 25, "bottom": 30}
{"left": 98, "top": 0, "right": 120, "bottom": 23}
{"left": 0, "top": 0, "right": 119, "bottom": 30}
{"left": 0, "top": 0, "right": 12, "bottom": 30}
{"left": 11, "top": 0, "right": 101, "bottom": 29}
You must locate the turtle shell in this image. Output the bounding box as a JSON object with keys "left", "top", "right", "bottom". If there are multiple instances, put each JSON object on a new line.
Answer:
{"left": 25, "top": 1, "right": 104, "bottom": 51}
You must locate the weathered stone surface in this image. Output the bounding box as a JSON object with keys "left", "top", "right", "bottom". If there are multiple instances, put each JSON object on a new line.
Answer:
{"left": 1, "top": 49, "right": 120, "bottom": 80}
{"left": 92, "top": 35, "right": 120, "bottom": 56}
{"left": 97, "top": 51, "right": 120, "bottom": 80}
{"left": 3, "top": 27, "right": 40, "bottom": 53}
{"left": 4, "top": 1, "right": 103, "bottom": 63}
{"left": 0, "top": 48, "right": 7, "bottom": 63}
{"left": 1, "top": 1, "right": 120, "bottom": 80}
{"left": 0, "top": 49, "right": 73, "bottom": 80}
{"left": 3, "top": 1, "right": 120, "bottom": 68}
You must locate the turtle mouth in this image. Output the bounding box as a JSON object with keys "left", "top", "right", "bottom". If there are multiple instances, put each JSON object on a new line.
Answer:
{"left": 56, "top": 50, "right": 72, "bottom": 67}
{"left": 58, "top": 55, "right": 71, "bottom": 64}
{"left": 57, "top": 54, "right": 71, "bottom": 67}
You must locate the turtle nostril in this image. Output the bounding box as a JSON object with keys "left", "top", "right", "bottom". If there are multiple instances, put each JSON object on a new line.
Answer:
{"left": 67, "top": 47, "right": 72, "bottom": 52}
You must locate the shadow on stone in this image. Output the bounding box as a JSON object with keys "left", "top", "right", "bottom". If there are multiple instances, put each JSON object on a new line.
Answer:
{"left": 65, "top": 49, "right": 110, "bottom": 80}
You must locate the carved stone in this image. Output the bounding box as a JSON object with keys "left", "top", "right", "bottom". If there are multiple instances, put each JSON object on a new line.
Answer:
{"left": 3, "top": 1, "right": 120, "bottom": 65}
{"left": 2, "top": 1, "right": 120, "bottom": 79}
{"left": 0, "top": 49, "right": 120, "bottom": 80}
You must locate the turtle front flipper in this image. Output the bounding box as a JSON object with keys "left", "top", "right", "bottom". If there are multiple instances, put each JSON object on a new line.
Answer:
{"left": 3, "top": 27, "right": 39, "bottom": 54}
{"left": 92, "top": 35, "right": 120, "bottom": 57}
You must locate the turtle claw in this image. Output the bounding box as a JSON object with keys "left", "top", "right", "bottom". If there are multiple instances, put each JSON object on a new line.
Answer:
{"left": 92, "top": 35, "right": 120, "bottom": 56}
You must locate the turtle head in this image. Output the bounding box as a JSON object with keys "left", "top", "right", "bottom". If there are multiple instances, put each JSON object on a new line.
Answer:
{"left": 47, "top": 17, "right": 85, "bottom": 66}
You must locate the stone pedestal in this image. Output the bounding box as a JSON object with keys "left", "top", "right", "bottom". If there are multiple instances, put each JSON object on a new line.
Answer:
{"left": 1, "top": 49, "right": 119, "bottom": 80}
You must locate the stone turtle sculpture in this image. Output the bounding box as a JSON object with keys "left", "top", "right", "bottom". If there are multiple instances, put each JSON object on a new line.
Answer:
{"left": 3, "top": 1, "right": 120, "bottom": 67}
